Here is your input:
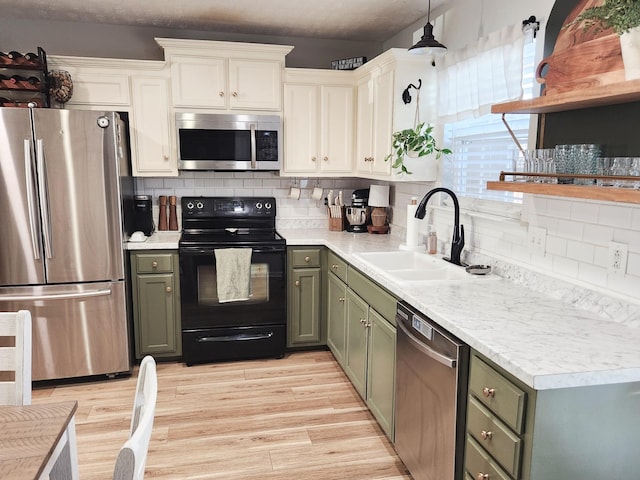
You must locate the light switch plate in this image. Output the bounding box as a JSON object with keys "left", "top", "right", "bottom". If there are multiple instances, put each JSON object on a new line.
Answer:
{"left": 528, "top": 226, "right": 547, "bottom": 255}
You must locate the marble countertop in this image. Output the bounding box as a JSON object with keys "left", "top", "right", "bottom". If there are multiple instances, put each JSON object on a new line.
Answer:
{"left": 124, "top": 231, "right": 181, "bottom": 250}
{"left": 280, "top": 228, "right": 640, "bottom": 391}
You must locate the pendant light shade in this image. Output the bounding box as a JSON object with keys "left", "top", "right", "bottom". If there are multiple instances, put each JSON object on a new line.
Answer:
{"left": 408, "top": 0, "right": 447, "bottom": 55}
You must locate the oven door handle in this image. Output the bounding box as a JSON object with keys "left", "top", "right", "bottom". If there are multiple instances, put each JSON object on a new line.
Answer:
{"left": 180, "top": 246, "right": 286, "bottom": 255}
{"left": 196, "top": 332, "right": 274, "bottom": 343}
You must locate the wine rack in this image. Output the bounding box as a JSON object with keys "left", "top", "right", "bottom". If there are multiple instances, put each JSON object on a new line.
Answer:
{"left": 0, "top": 47, "right": 49, "bottom": 108}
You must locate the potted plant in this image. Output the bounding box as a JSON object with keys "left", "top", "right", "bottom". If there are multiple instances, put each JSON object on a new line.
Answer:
{"left": 384, "top": 122, "right": 452, "bottom": 175}
{"left": 566, "top": 0, "right": 640, "bottom": 80}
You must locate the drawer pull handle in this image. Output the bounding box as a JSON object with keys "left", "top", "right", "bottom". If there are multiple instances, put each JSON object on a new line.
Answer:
{"left": 166, "top": 286, "right": 172, "bottom": 293}
{"left": 482, "top": 387, "right": 496, "bottom": 398}
{"left": 151, "top": 261, "right": 158, "bottom": 268}
{"left": 477, "top": 474, "right": 489, "bottom": 480}
{"left": 480, "top": 430, "right": 493, "bottom": 441}
{"left": 304, "top": 256, "right": 311, "bottom": 262}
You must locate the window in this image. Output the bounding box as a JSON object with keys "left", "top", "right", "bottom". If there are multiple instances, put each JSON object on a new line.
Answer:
{"left": 442, "top": 38, "right": 536, "bottom": 204}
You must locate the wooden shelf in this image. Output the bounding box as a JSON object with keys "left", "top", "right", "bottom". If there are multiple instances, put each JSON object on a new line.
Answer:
{"left": 487, "top": 181, "right": 640, "bottom": 204}
{"left": 491, "top": 79, "right": 640, "bottom": 114}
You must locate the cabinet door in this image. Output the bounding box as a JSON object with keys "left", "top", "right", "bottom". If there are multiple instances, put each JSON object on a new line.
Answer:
{"left": 371, "top": 68, "right": 394, "bottom": 176}
{"left": 366, "top": 309, "right": 396, "bottom": 440}
{"left": 355, "top": 77, "right": 374, "bottom": 175}
{"left": 130, "top": 75, "right": 176, "bottom": 176}
{"left": 66, "top": 70, "right": 131, "bottom": 107}
{"left": 170, "top": 56, "right": 227, "bottom": 108}
{"left": 344, "top": 288, "right": 369, "bottom": 398}
{"left": 229, "top": 58, "right": 282, "bottom": 111}
{"left": 320, "top": 85, "right": 354, "bottom": 174}
{"left": 288, "top": 267, "right": 322, "bottom": 347}
{"left": 135, "top": 272, "right": 178, "bottom": 357}
{"left": 327, "top": 272, "right": 348, "bottom": 366}
{"left": 283, "top": 83, "right": 320, "bottom": 174}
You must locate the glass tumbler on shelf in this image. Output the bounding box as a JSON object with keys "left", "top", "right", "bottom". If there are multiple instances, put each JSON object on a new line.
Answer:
{"left": 554, "top": 144, "right": 574, "bottom": 184}
{"left": 537, "top": 148, "right": 557, "bottom": 183}
{"left": 573, "top": 144, "right": 601, "bottom": 185}
{"left": 596, "top": 157, "right": 615, "bottom": 186}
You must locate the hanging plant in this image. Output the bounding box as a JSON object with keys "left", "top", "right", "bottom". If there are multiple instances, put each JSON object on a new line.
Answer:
{"left": 385, "top": 122, "right": 452, "bottom": 175}
{"left": 564, "top": 0, "right": 640, "bottom": 35}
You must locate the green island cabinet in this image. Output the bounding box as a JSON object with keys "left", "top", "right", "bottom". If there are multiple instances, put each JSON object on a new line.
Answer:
{"left": 287, "top": 247, "right": 326, "bottom": 348}
{"left": 130, "top": 250, "right": 182, "bottom": 359}
{"left": 326, "top": 250, "right": 397, "bottom": 440}
{"left": 465, "top": 351, "right": 640, "bottom": 480}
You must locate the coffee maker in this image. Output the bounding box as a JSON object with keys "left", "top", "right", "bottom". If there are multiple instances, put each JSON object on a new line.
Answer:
{"left": 346, "top": 188, "right": 369, "bottom": 233}
{"left": 133, "top": 195, "right": 155, "bottom": 236}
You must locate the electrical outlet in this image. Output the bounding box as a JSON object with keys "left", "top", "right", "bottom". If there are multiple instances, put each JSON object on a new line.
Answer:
{"left": 528, "top": 226, "right": 547, "bottom": 254}
{"left": 608, "top": 242, "right": 628, "bottom": 274}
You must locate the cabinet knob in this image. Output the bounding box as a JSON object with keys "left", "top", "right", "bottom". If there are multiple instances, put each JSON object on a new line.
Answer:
{"left": 165, "top": 286, "right": 172, "bottom": 293}
{"left": 304, "top": 256, "right": 311, "bottom": 263}
{"left": 295, "top": 280, "right": 300, "bottom": 286}
{"left": 232, "top": 91, "right": 238, "bottom": 97}
{"left": 323, "top": 156, "right": 328, "bottom": 162}
{"left": 359, "top": 318, "right": 367, "bottom": 325}
{"left": 480, "top": 430, "right": 493, "bottom": 441}
{"left": 312, "top": 156, "right": 317, "bottom": 162}
{"left": 331, "top": 264, "right": 338, "bottom": 269}
{"left": 151, "top": 261, "right": 158, "bottom": 268}
{"left": 482, "top": 387, "right": 496, "bottom": 398}
{"left": 338, "top": 297, "right": 345, "bottom": 303}
{"left": 477, "top": 474, "right": 489, "bottom": 480}
{"left": 219, "top": 91, "right": 224, "bottom": 97}
{"left": 163, "top": 154, "right": 169, "bottom": 161}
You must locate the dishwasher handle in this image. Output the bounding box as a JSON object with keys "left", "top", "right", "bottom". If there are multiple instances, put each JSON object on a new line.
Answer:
{"left": 397, "top": 317, "right": 457, "bottom": 368}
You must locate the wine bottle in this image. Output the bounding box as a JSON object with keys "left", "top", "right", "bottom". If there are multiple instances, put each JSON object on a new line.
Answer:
{"left": 23, "top": 52, "right": 40, "bottom": 63}
{"left": 0, "top": 52, "right": 9, "bottom": 64}
{"left": 7, "top": 51, "right": 23, "bottom": 64}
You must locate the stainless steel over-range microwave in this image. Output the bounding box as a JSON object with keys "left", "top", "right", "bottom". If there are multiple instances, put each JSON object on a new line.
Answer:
{"left": 176, "top": 113, "right": 282, "bottom": 171}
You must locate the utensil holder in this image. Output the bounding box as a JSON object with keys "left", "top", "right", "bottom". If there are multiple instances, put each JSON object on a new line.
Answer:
{"left": 328, "top": 206, "right": 345, "bottom": 231}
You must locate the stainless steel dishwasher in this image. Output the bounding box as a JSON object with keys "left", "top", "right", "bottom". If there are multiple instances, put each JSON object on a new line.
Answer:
{"left": 394, "top": 302, "right": 469, "bottom": 480}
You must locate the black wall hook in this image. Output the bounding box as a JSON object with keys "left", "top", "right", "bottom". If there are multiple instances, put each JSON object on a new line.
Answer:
{"left": 402, "top": 79, "right": 422, "bottom": 104}
{"left": 522, "top": 15, "right": 540, "bottom": 38}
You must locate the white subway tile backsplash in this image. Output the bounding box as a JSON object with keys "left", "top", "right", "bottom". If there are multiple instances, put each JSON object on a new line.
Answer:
{"left": 556, "top": 219, "right": 584, "bottom": 241}
{"left": 565, "top": 240, "right": 595, "bottom": 263}
{"left": 546, "top": 235, "right": 567, "bottom": 257}
{"left": 552, "top": 256, "right": 579, "bottom": 279}
{"left": 598, "top": 204, "right": 633, "bottom": 229}
{"left": 582, "top": 224, "right": 614, "bottom": 245}
{"left": 627, "top": 252, "right": 640, "bottom": 277}
{"left": 544, "top": 198, "right": 573, "bottom": 219}
{"left": 577, "top": 263, "right": 608, "bottom": 288}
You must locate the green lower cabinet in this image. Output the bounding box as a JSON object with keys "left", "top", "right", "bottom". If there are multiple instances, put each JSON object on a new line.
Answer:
{"left": 326, "top": 272, "right": 347, "bottom": 366}
{"left": 288, "top": 267, "right": 322, "bottom": 346}
{"left": 366, "top": 308, "right": 396, "bottom": 439}
{"left": 344, "top": 288, "right": 369, "bottom": 397}
{"left": 130, "top": 250, "right": 181, "bottom": 359}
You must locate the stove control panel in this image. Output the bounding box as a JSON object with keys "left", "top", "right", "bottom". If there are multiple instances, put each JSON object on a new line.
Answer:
{"left": 182, "top": 197, "right": 276, "bottom": 218}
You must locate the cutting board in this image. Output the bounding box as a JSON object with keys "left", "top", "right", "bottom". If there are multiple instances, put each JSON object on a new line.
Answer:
{"left": 536, "top": 0, "right": 625, "bottom": 96}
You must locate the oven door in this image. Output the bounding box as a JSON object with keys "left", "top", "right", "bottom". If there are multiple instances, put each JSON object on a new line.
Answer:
{"left": 179, "top": 244, "right": 287, "bottom": 364}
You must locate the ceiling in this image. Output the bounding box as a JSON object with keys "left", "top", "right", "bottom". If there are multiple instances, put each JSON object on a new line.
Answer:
{"left": 0, "top": 0, "right": 448, "bottom": 42}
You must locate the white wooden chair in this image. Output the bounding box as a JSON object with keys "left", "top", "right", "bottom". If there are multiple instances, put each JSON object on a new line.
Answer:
{"left": 0, "top": 310, "right": 32, "bottom": 406}
{"left": 113, "top": 355, "right": 158, "bottom": 480}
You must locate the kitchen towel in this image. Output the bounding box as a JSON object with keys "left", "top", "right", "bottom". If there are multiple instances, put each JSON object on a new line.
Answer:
{"left": 214, "top": 248, "right": 252, "bottom": 303}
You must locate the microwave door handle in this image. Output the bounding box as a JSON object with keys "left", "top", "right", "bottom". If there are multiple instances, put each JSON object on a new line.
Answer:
{"left": 24, "top": 139, "right": 42, "bottom": 260}
{"left": 36, "top": 138, "right": 54, "bottom": 259}
{"left": 250, "top": 123, "right": 257, "bottom": 169}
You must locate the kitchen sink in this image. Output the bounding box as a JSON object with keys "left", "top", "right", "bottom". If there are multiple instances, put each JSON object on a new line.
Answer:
{"left": 353, "top": 250, "right": 495, "bottom": 284}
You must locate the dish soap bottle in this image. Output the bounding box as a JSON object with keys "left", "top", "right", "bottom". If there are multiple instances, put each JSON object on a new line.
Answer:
{"left": 427, "top": 225, "right": 437, "bottom": 254}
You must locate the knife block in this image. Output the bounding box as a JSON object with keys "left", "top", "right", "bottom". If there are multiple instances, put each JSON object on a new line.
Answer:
{"left": 328, "top": 206, "right": 345, "bottom": 231}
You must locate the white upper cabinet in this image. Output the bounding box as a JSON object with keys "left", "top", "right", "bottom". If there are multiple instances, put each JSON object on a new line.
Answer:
{"left": 157, "top": 38, "right": 293, "bottom": 112}
{"left": 354, "top": 49, "right": 439, "bottom": 182}
{"left": 283, "top": 69, "right": 355, "bottom": 176}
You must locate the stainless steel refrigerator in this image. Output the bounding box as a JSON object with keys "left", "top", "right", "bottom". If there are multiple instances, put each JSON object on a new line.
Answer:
{"left": 0, "top": 107, "right": 133, "bottom": 381}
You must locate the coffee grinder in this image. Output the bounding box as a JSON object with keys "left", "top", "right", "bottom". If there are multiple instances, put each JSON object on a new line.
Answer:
{"left": 346, "top": 188, "right": 369, "bottom": 233}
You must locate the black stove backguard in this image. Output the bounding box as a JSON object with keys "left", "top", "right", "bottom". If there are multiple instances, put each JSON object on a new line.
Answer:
{"left": 179, "top": 197, "right": 286, "bottom": 365}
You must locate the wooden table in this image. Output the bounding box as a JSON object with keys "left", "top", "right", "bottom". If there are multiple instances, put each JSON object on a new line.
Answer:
{"left": 0, "top": 401, "right": 79, "bottom": 480}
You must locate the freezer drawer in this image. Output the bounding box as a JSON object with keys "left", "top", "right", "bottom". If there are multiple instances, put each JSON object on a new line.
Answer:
{"left": 0, "top": 281, "right": 131, "bottom": 381}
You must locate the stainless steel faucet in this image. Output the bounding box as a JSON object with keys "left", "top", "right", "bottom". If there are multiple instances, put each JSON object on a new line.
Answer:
{"left": 415, "top": 187, "right": 465, "bottom": 266}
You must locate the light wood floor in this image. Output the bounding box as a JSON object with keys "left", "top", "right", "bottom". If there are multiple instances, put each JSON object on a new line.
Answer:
{"left": 33, "top": 350, "right": 411, "bottom": 479}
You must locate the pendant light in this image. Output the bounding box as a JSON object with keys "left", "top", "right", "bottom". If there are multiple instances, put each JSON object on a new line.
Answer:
{"left": 408, "top": 0, "right": 447, "bottom": 55}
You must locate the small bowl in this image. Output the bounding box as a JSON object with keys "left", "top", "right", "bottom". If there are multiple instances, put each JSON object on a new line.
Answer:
{"left": 465, "top": 264, "right": 492, "bottom": 275}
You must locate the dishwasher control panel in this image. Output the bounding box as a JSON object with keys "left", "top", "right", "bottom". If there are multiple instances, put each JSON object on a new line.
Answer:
{"left": 412, "top": 315, "right": 433, "bottom": 340}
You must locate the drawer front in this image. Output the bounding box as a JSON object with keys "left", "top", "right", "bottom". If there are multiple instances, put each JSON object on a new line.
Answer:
{"left": 136, "top": 253, "right": 174, "bottom": 273}
{"left": 290, "top": 248, "right": 322, "bottom": 268}
{"left": 467, "top": 396, "right": 522, "bottom": 477}
{"left": 469, "top": 356, "right": 526, "bottom": 433}
{"left": 327, "top": 251, "right": 348, "bottom": 282}
{"left": 347, "top": 268, "right": 396, "bottom": 325}
{"left": 465, "top": 435, "right": 512, "bottom": 480}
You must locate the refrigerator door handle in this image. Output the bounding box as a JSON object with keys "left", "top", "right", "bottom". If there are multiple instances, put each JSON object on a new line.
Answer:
{"left": 0, "top": 288, "right": 112, "bottom": 302}
{"left": 24, "top": 138, "right": 42, "bottom": 260}
{"left": 36, "top": 138, "right": 54, "bottom": 259}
